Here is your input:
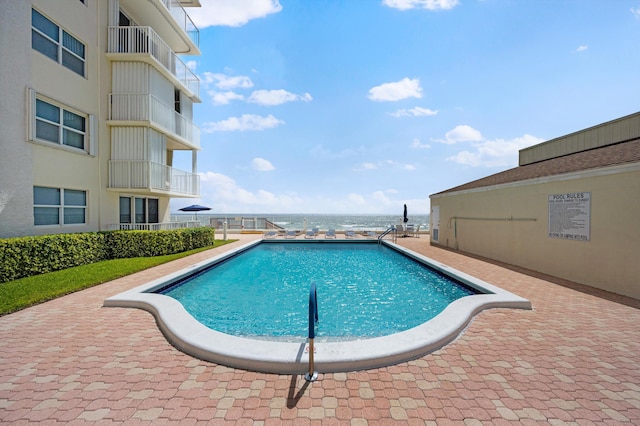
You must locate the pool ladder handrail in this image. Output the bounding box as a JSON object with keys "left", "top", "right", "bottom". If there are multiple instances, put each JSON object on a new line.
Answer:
{"left": 305, "top": 282, "right": 319, "bottom": 382}
{"left": 378, "top": 225, "right": 396, "bottom": 244}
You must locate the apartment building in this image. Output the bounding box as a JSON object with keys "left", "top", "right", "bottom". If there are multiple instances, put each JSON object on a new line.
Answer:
{"left": 0, "top": 0, "right": 202, "bottom": 238}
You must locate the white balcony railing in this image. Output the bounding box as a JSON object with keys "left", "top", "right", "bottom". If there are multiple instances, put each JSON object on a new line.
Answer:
{"left": 108, "top": 26, "right": 199, "bottom": 98}
{"left": 109, "top": 93, "right": 201, "bottom": 149}
{"left": 162, "top": 0, "right": 199, "bottom": 48}
{"left": 109, "top": 160, "right": 200, "bottom": 197}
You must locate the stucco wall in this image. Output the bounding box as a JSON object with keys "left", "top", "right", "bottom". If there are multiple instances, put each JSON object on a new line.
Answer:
{"left": 0, "top": 2, "right": 34, "bottom": 238}
{"left": 430, "top": 166, "right": 640, "bottom": 300}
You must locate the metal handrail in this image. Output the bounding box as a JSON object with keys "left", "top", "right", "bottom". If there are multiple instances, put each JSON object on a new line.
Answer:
{"left": 305, "top": 282, "right": 319, "bottom": 382}
{"left": 377, "top": 225, "right": 396, "bottom": 244}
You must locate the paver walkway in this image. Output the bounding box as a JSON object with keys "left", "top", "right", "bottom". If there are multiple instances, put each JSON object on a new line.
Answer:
{"left": 1, "top": 234, "right": 639, "bottom": 424}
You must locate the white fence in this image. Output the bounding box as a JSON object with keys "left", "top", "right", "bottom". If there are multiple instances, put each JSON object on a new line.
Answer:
{"left": 105, "top": 221, "right": 201, "bottom": 231}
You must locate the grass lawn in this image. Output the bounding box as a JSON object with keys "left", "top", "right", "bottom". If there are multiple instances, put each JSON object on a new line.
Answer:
{"left": 0, "top": 240, "right": 236, "bottom": 316}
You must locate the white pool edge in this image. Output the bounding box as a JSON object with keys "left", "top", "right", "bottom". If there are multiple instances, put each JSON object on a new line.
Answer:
{"left": 104, "top": 240, "right": 532, "bottom": 374}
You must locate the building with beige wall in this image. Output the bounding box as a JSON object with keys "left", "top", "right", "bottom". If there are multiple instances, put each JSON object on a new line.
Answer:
{"left": 0, "top": 0, "right": 201, "bottom": 238}
{"left": 430, "top": 112, "right": 640, "bottom": 300}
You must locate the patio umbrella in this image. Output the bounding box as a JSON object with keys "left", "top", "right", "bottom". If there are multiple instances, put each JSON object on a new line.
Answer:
{"left": 178, "top": 204, "right": 211, "bottom": 219}
{"left": 403, "top": 204, "right": 409, "bottom": 223}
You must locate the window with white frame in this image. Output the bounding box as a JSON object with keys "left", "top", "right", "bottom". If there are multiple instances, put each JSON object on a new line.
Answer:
{"left": 35, "top": 98, "right": 86, "bottom": 150}
{"left": 33, "top": 187, "right": 87, "bottom": 226}
{"left": 32, "top": 9, "right": 86, "bottom": 77}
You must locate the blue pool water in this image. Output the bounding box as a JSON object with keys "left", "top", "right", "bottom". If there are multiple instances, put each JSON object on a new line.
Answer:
{"left": 159, "top": 242, "right": 477, "bottom": 340}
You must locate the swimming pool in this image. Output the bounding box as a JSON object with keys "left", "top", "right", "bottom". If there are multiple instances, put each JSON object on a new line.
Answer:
{"left": 104, "top": 239, "right": 531, "bottom": 373}
{"left": 159, "top": 242, "right": 478, "bottom": 339}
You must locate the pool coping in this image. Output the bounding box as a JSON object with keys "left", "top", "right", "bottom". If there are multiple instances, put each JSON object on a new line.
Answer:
{"left": 103, "top": 240, "right": 532, "bottom": 374}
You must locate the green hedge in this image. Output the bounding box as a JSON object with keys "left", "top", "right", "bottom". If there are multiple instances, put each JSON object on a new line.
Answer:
{"left": 0, "top": 227, "right": 215, "bottom": 283}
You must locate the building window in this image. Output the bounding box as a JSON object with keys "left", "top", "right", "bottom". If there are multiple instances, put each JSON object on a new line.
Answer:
{"left": 34, "top": 187, "right": 86, "bottom": 226}
{"left": 35, "top": 98, "right": 86, "bottom": 150}
{"left": 120, "top": 197, "right": 159, "bottom": 225}
{"left": 32, "top": 9, "right": 86, "bottom": 77}
{"left": 119, "top": 197, "right": 131, "bottom": 223}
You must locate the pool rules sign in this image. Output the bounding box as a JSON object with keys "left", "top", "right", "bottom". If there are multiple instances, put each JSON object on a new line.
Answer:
{"left": 548, "top": 192, "right": 591, "bottom": 241}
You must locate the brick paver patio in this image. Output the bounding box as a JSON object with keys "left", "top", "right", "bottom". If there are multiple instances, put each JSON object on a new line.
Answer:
{"left": 1, "top": 234, "right": 639, "bottom": 424}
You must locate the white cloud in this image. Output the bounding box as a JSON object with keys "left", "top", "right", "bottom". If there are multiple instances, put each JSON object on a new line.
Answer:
{"left": 348, "top": 193, "right": 366, "bottom": 205}
{"left": 252, "top": 157, "right": 275, "bottom": 171}
{"left": 353, "top": 160, "right": 416, "bottom": 171}
{"left": 447, "top": 134, "right": 545, "bottom": 167}
{"left": 248, "top": 89, "right": 313, "bottom": 106}
{"left": 632, "top": 7, "right": 640, "bottom": 18}
{"left": 186, "top": 60, "right": 197, "bottom": 71}
{"left": 188, "top": 172, "right": 430, "bottom": 214}
{"left": 198, "top": 172, "right": 301, "bottom": 212}
{"left": 202, "top": 72, "right": 254, "bottom": 90}
{"left": 410, "top": 138, "right": 430, "bottom": 149}
{"left": 371, "top": 190, "right": 391, "bottom": 203}
{"left": 383, "top": 0, "right": 460, "bottom": 11}
{"left": 202, "top": 114, "right": 285, "bottom": 132}
{"left": 576, "top": 45, "right": 588, "bottom": 52}
{"left": 368, "top": 78, "right": 423, "bottom": 102}
{"left": 208, "top": 90, "right": 245, "bottom": 105}
{"left": 188, "top": 0, "right": 283, "bottom": 28}
{"left": 356, "top": 162, "right": 378, "bottom": 171}
{"left": 390, "top": 107, "right": 438, "bottom": 118}
{"left": 434, "top": 125, "right": 484, "bottom": 144}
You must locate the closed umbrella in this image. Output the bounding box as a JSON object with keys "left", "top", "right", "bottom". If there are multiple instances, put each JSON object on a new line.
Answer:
{"left": 403, "top": 204, "right": 408, "bottom": 223}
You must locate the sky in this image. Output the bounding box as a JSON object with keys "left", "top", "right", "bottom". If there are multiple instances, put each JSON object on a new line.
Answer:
{"left": 171, "top": 0, "right": 640, "bottom": 215}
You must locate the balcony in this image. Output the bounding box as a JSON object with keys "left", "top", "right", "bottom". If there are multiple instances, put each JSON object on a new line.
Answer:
{"left": 109, "top": 160, "right": 200, "bottom": 197}
{"left": 107, "top": 26, "right": 199, "bottom": 100}
{"left": 119, "top": 0, "right": 199, "bottom": 53}
{"left": 164, "top": 0, "right": 199, "bottom": 48}
{"left": 109, "top": 93, "right": 201, "bottom": 150}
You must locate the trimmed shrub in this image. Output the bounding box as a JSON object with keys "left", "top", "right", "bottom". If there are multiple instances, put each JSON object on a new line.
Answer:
{"left": 0, "top": 227, "right": 216, "bottom": 283}
{"left": 102, "top": 230, "right": 185, "bottom": 259}
{"left": 0, "top": 233, "right": 106, "bottom": 283}
{"left": 180, "top": 227, "right": 216, "bottom": 251}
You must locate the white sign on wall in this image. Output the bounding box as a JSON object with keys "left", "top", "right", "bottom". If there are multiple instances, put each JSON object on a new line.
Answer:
{"left": 548, "top": 192, "right": 591, "bottom": 241}
{"left": 431, "top": 205, "right": 440, "bottom": 242}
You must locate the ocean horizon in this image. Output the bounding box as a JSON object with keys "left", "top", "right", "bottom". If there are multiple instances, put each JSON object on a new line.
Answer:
{"left": 171, "top": 213, "right": 430, "bottom": 232}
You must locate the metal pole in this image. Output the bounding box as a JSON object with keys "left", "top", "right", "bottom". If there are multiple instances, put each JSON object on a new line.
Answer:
{"left": 306, "top": 338, "right": 316, "bottom": 381}
{"left": 305, "top": 282, "right": 318, "bottom": 382}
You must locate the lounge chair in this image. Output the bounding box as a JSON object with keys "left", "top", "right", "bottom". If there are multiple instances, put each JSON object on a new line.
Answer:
{"left": 325, "top": 229, "right": 336, "bottom": 239}
{"left": 406, "top": 224, "right": 415, "bottom": 237}
{"left": 264, "top": 231, "right": 277, "bottom": 239}
{"left": 304, "top": 230, "right": 316, "bottom": 239}
{"left": 366, "top": 231, "right": 378, "bottom": 239}
{"left": 411, "top": 224, "right": 421, "bottom": 238}
{"left": 345, "top": 230, "right": 356, "bottom": 239}
{"left": 285, "top": 230, "right": 297, "bottom": 239}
